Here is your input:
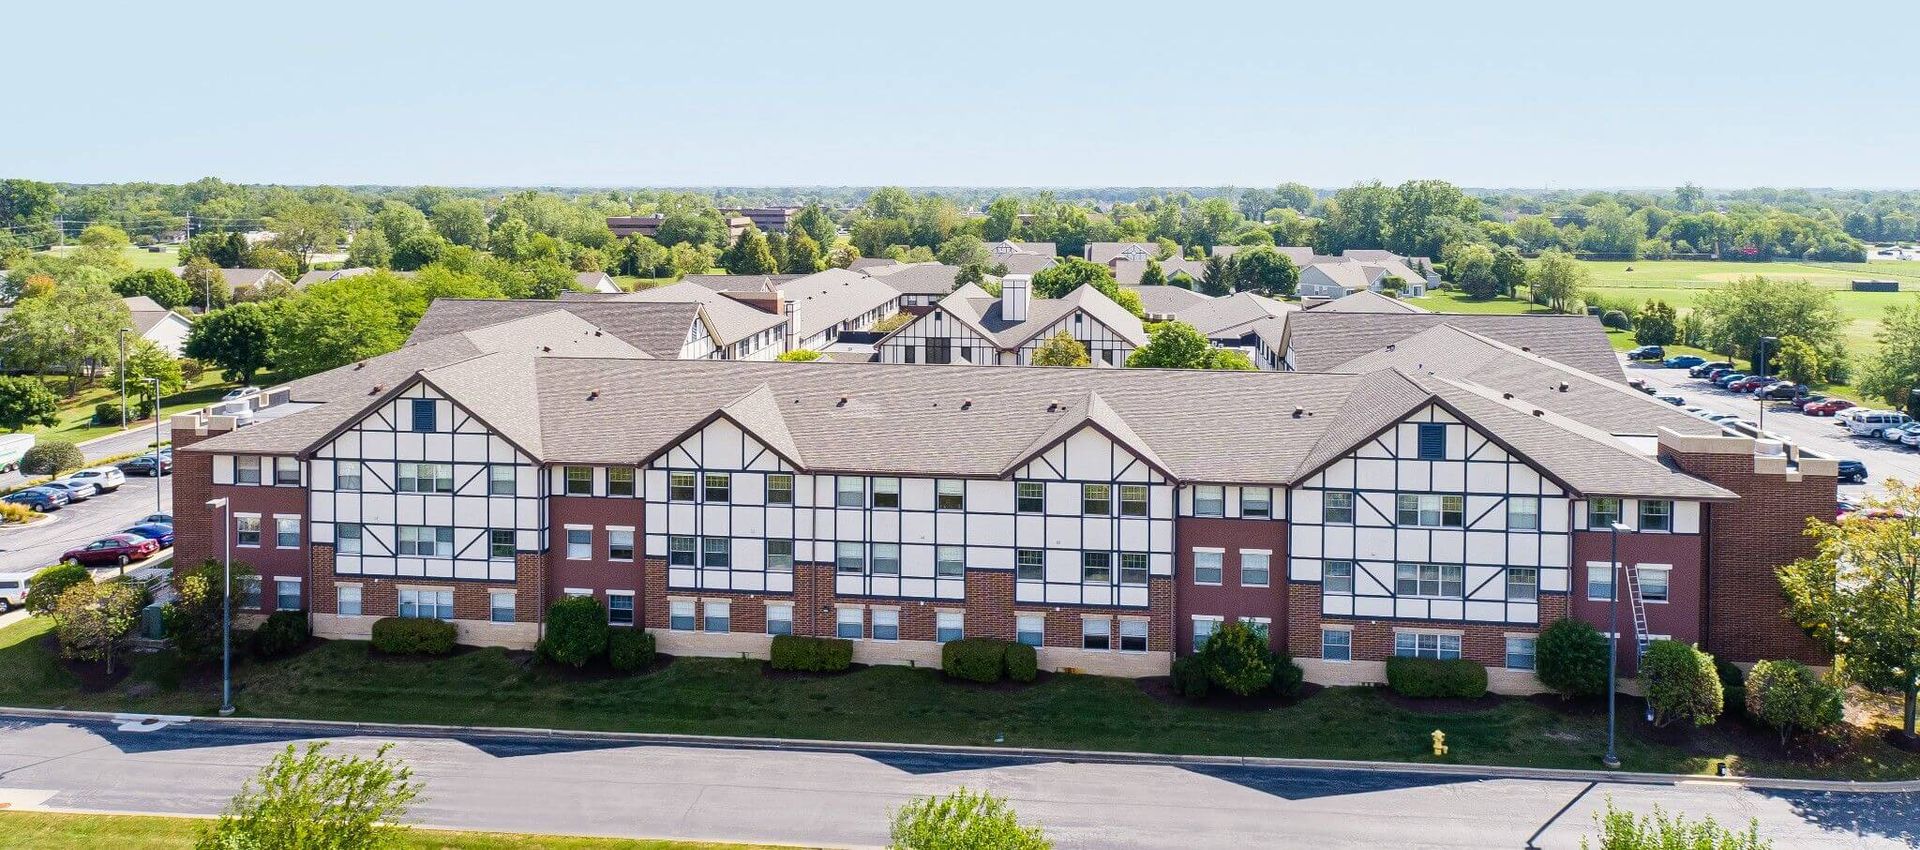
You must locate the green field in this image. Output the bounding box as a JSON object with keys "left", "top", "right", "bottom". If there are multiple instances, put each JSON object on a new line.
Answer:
{"left": 38, "top": 244, "right": 184, "bottom": 271}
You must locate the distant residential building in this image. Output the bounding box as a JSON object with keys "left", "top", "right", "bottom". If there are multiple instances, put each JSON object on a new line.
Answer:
{"left": 575, "top": 272, "right": 620, "bottom": 293}
{"left": 983, "top": 240, "right": 1056, "bottom": 258}
{"left": 875, "top": 276, "right": 1147, "bottom": 366}
{"left": 217, "top": 268, "right": 291, "bottom": 294}
{"left": 1085, "top": 242, "right": 1165, "bottom": 265}
{"left": 293, "top": 267, "right": 380, "bottom": 289}
{"left": 1110, "top": 258, "right": 1207, "bottom": 287}
{"left": 607, "top": 215, "right": 753, "bottom": 242}
{"left": 863, "top": 263, "right": 963, "bottom": 308}
{"left": 726, "top": 207, "right": 800, "bottom": 233}
{"left": 1118, "top": 285, "right": 1213, "bottom": 322}
{"left": 125, "top": 296, "right": 193, "bottom": 355}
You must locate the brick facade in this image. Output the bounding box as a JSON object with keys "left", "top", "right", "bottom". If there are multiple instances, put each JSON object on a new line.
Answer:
{"left": 1288, "top": 582, "right": 1568, "bottom": 667}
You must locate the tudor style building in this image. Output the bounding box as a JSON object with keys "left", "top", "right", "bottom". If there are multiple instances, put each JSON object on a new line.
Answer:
{"left": 172, "top": 307, "right": 1833, "bottom": 691}
{"left": 873, "top": 276, "right": 1148, "bottom": 367}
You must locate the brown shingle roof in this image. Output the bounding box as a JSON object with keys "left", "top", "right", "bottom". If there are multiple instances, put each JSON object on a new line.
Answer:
{"left": 1282, "top": 311, "right": 1625, "bottom": 380}
{"left": 408, "top": 299, "right": 702, "bottom": 359}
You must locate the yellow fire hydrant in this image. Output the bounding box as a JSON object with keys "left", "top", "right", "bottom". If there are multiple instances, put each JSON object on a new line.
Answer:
{"left": 1431, "top": 729, "right": 1449, "bottom": 757}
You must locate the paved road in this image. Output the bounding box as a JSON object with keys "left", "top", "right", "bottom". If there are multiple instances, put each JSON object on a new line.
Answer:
{"left": 0, "top": 714, "right": 1910, "bottom": 849}
{"left": 0, "top": 472, "right": 171, "bottom": 575}
{"left": 0, "top": 420, "right": 172, "bottom": 492}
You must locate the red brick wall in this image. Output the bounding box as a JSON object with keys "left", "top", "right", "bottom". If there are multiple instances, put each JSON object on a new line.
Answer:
{"left": 170, "top": 430, "right": 219, "bottom": 572}
{"left": 1174, "top": 517, "right": 1288, "bottom": 653}
{"left": 1569, "top": 530, "right": 1707, "bottom": 644}
{"left": 546, "top": 495, "right": 644, "bottom": 605}
{"left": 1287, "top": 582, "right": 1568, "bottom": 665}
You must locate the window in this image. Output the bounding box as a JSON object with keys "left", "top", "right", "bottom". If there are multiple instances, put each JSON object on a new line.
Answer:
{"left": 1242, "top": 488, "right": 1272, "bottom": 519}
{"left": 936, "top": 612, "right": 964, "bottom": 642}
{"left": 336, "top": 585, "right": 362, "bottom": 617}
{"left": 927, "top": 337, "right": 952, "bottom": 364}
{"left": 1082, "top": 618, "right": 1111, "bottom": 650}
{"left": 489, "top": 465, "right": 515, "bottom": 496}
{"left": 669, "top": 472, "right": 696, "bottom": 501}
{"left": 335, "top": 461, "right": 361, "bottom": 491}
{"left": 1016, "top": 614, "right": 1045, "bottom": 647}
{"left": 1193, "top": 550, "right": 1223, "bottom": 585}
{"left": 1194, "top": 485, "right": 1224, "bottom": 517}
{"left": 410, "top": 398, "right": 436, "bottom": 432}
{"left": 1507, "top": 567, "right": 1539, "bottom": 601}
{"left": 275, "top": 579, "right": 301, "bottom": 611}
{"left": 1119, "top": 484, "right": 1149, "bottom": 517}
{"left": 1639, "top": 500, "right": 1673, "bottom": 532}
{"left": 1397, "top": 494, "right": 1463, "bottom": 527}
{"left": 767, "top": 539, "right": 793, "bottom": 572}
{"left": 239, "top": 577, "right": 261, "bottom": 609}
{"left": 836, "top": 607, "right": 863, "bottom": 639}
{"left": 1016, "top": 549, "right": 1043, "bottom": 581}
{"left": 1193, "top": 617, "right": 1220, "bottom": 650}
{"left": 1082, "top": 484, "right": 1111, "bottom": 515}
{"left": 1640, "top": 567, "right": 1670, "bottom": 602}
{"left": 337, "top": 524, "right": 363, "bottom": 555}
{"left": 766, "top": 604, "right": 793, "bottom": 636}
{"left": 1588, "top": 563, "right": 1615, "bottom": 601}
{"left": 398, "top": 526, "right": 453, "bottom": 557}
{"left": 489, "top": 591, "right": 516, "bottom": 623}
{"left": 872, "top": 609, "right": 899, "bottom": 640}
{"left": 399, "top": 588, "right": 453, "bottom": 620}
{"left": 397, "top": 463, "right": 453, "bottom": 494}
{"left": 1394, "top": 632, "right": 1462, "bottom": 660}
{"left": 275, "top": 517, "right": 300, "bottom": 548}
{"left": 1508, "top": 496, "right": 1540, "bottom": 530}
{"left": 871, "top": 543, "right": 900, "bottom": 575}
{"left": 703, "top": 538, "right": 731, "bottom": 569}
{"left": 236, "top": 456, "right": 261, "bottom": 484}
{"left": 1322, "top": 629, "right": 1352, "bottom": 661}
{"left": 1119, "top": 620, "right": 1148, "bottom": 652}
{"left": 669, "top": 600, "right": 695, "bottom": 630}
{"left": 1322, "top": 560, "right": 1354, "bottom": 594}
{"left": 1506, "top": 637, "right": 1537, "bottom": 670}
{"left": 608, "top": 467, "right": 635, "bottom": 497}
{"left": 836, "top": 477, "right": 864, "bottom": 507}
{"left": 564, "top": 466, "right": 592, "bottom": 495}
{"left": 766, "top": 473, "right": 794, "bottom": 505}
{"left": 937, "top": 480, "right": 965, "bottom": 510}
{"left": 1588, "top": 497, "right": 1622, "bottom": 529}
{"left": 1324, "top": 491, "right": 1354, "bottom": 524}
{"left": 704, "top": 473, "right": 731, "bottom": 503}
{"left": 236, "top": 515, "right": 261, "bottom": 546}
{"left": 608, "top": 528, "right": 634, "bottom": 562}
{"left": 835, "top": 542, "right": 864, "bottom": 574}
{"left": 668, "top": 536, "right": 696, "bottom": 566}
{"left": 698, "top": 598, "right": 723, "bottom": 632}
{"left": 1395, "top": 563, "right": 1464, "bottom": 597}
{"left": 1241, "top": 551, "right": 1270, "bottom": 587}
{"left": 871, "top": 477, "right": 899, "bottom": 508}
{"left": 936, "top": 546, "right": 964, "bottom": 577}
{"left": 1119, "top": 552, "right": 1149, "bottom": 586}
{"left": 1242, "top": 617, "right": 1271, "bottom": 642}
{"left": 1417, "top": 422, "right": 1446, "bottom": 459}
{"left": 566, "top": 527, "right": 592, "bottom": 560}
{"left": 1016, "top": 481, "right": 1044, "bottom": 513}
{"left": 1081, "top": 552, "right": 1111, "bottom": 583}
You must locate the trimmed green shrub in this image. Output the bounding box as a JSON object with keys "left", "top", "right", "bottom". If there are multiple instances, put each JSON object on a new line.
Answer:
{"left": 1170, "top": 654, "right": 1210, "bottom": 699}
{"left": 1641, "top": 640, "right": 1723, "bottom": 727}
{"left": 250, "top": 611, "right": 309, "bottom": 659}
{"left": 1537, "top": 618, "right": 1610, "bottom": 698}
{"left": 1198, "top": 621, "right": 1275, "bottom": 696}
{"left": 1385, "top": 657, "right": 1488, "bottom": 698}
{"left": 1716, "top": 659, "right": 1747, "bottom": 717}
{"left": 20, "top": 440, "right": 84, "bottom": 476}
{"left": 369, "top": 617, "right": 456, "bottom": 655}
{"left": 1005, "top": 641, "right": 1038, "bottom": 683}
{"left": 540, "top": 596, "right": 609, "bottom": 668}
{"left": 26, "top": 562, "right": 91, "bottom": 617}
{"left": 1745, "top": 659, "right": 1844, "bottom": 745}
{"left": 608, "top": 630, "right": 656, "bottom": 672}
{"left": 769, "top": 634, "right": 853, "bottom": 673}
{"left": 1600, "top": 309, "right": 1632, "bottom": 330}
{"left": 943, "top": 638, "right": 1012, "bottom": 683}
{"left": 1271, "top": 652, "right": 1305, "bottom": 697}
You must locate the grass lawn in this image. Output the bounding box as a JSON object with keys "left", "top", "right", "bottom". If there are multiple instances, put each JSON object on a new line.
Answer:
{"left": 23, "top": 369, "right": 282, "bottom": 447}
{"left": 1, "top": 618, "right": 1913, "bottom": 781}
{"left": 0, "top": 811, "right": 795, "bottom": 850}
{"left": 38, "top": 245, "right": 183, "bottom": 271}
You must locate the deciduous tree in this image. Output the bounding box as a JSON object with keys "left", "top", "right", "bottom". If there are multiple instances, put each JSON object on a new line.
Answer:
{"left": 1228, "top": 246, "right": 1298, "bottom": 296}
{"left": 1695, "top": 277, "right": 1845, "bottom": 365}
{"left": 55, "top": 580, "right": 146, "bottom": 674}
{"left": 186, "top": 303, "right": 276, "bottom": 384}
{"left": 1126, "top": 322, "right": 1215, "bottom": 369}
{"left": 1858, "top": 299, "right": 1920, "bottom": 408}
{"left": 0, "top": 375, "right": 59, "bottom": 432}
{"left": 1526, "top": 249, "right": 1589, "bottom": 314}
{"left": 1633, "top": 300, "right": 1679, "bottom": 346}
{"left": 1031, "top": 331, "right": 1090, "bottom": 367}
{"left": 125, "top": 338, "right": 185, "bottom": 405}
{"left": 199, "top": 742, "right": 422, "bottom": 850}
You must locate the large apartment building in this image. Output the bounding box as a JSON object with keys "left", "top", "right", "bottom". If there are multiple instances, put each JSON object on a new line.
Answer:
{"left": 172, "top": 307, "right": 1831, "bottom": 690}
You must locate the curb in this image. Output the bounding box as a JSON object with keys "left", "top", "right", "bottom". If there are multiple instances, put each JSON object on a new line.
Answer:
{"left": 3, "top": 706, "right": 1914, "bottom": 794}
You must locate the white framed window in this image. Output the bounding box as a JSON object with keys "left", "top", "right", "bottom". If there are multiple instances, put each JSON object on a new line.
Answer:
{"left": 835, "top": 541, "right": 863, "bottom": 574}
{"left": 488, "top": 529, "right": 515, "bottom": 560}
{"left": 1588, "top": 563, "right": 1615, "bottom": 601}
{"left": 608, "top": 467, "right": 636, "bottom": 497}
{"left": 1016, "top": 481, "right": 1044, "bottom": 513}
{"left": 767, "top": 539, "right": 794, "bottom": 572}
{"left": 1640, "top": 500, "right": 1673, "bottom": 532}
{"left": 1193, "top": 549, "right": 1223, "bottom": 585}
{"left": 1323, "top": 491, "right": 1354, "bottom": 523}
{"left": 835, "top": 606, "right": 863, "bottom": 639}
{"left": 936, "top": 546, "right": 964, "bottom": 578}
{"left": 397, "top": 526, "right": 452, "bottom": 557}
{"left": 1395, "top": 563, "right": 1464, "bottom": 598}
{"left": 236, "top": 456, "right": 261, "bottom": 484}
{"left": 1506, "top": 636, "right": 1537, "bottom": 670}
{"left": 1242, "top": 487, "right": 1272, "bottom": 519}
{"left": 872, "top": 608, "right": 900, "bottom": 641}
{"left": 489, "top": 465, "right": 515, "bottom": 496}
{"left": 1119, "top": 552, "right": 1148, "bottom": 586}
{"left": 836, "top": 476, "right": 864, "bottom": 507}
{"left": 1081, "top": 552, "right": 1111, "bottom": 583}
{"left": 564, "top": 466, "right": 592, "bottom": 495}
{"left": 1118, "top": 619, "right": 1148, "bottom": 652}
{"left": 335, "top": 461, "right": 362, "bottom": 491}
{"left": 1640, "top": 566, "right": 1670, "bottom": 603}
{"left": 489, "top": 591, "right": 516, "bottom": 623}
{"left": 336, "top": 585, "right": 362, "bottom": 617}
{"left": 236, "top": 514, "right": 261, "bottom": 547}
{"left": 1192, "top": 616, "right": 1221, "bottom": 650}
{"left": 274, "top": 456, "right": 300, "bottom": 485}
{"left": 239, "top": 577, "right": 261, "bottom": 609}
{"left": 872, "top": 543, "right": 900, "bottom": 575}
{"left": 399, "top": 588, "right": 453, "bottom": 620}
{"left": 337, "top": 524, "right": 362, "bottom": 555}
{"left": 1587, "top": 498, "right": 1622, "bottom": 529}
{"left": 668, "top": 536, "right": 695, "bottom": 566}
{"left": 766, "top": 473, "right": 795, "bottom": 505}
{"left": 704, "top": 473, "right": 731, "bottom": 504}
{"left": 703, "top": 537, "right": 731, "bottom": 569}
{"left": 274, "top": 579, "right": 301, "bottom": 611}
{"left": 608, "top": 528, "right": 635, "bottom": 562}
{"left": 397, "top": 463, "right": 453, "bottom": 494}
{"left": 1394, "top": 632, "right": 1462, "bottom": 660}
{"left": 1119, "top": 484, "right": 1149, "bottom": 517}
{"left": 566, "top": 527, "right": 592, "bottom": 560}
{"left": 1323, "top": 560, "right": 1354, "bottom": 594}
{"left": 275, "top": 516, "right": 300, "bottom": 548}
{"left": 936, "top": 611, "right": 964, "bottom": 642}
{"left": 700, "top": 598, "right": 726, "bottom": 632}
{"left": 669, "top": 472, "right": 696, "bottom": 501}
{"left": 1508, "top": 496, "right": 1540, "bottom": 530}
{"left": 1015, "top": 549, "right": 1043, "bottom": 581}
{"left": 1240, "top": 550, "right": 1270, "bottom": 587}
{"left": 936, "top": 479, "right": 965, "bottom": 510}
{"left": 601, "top": 592, "right": 633, "bottom": 626}
{"left": 871, "top": 477, "right": 899, "bottom": 508}
{"left": 1321, "top": 628, "right": 1351, "bottom": 661}
{"left": 1397, "top": 494, "right": 1463, "bottom": 528}
{"left": 1081, "top": 483, "right": 1111, "bottom": 515}
{"left": 1016, "top": 614, "right": 1045, "bottom": 647}
{"left": 766, "top": 603, "right": 793, "bottom": 636}
{"left": 1193, "top": 485, "right": 1224, "bottom": 517}
{"left": 1081, "top": 618, "right": 1111, "bottom": 650}
{"left": 1506, "top": 567, "right": 1539, "bottom": 601}
{"left": 669, "top": 599, "right": 695, "bottom": 630}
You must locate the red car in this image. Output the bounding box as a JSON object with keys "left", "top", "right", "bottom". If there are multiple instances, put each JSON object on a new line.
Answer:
{"left": 62, "top": 533, "right": 161, "bottom": 567}
{"left": 1728, "top": 376, "right": 1773, "bottom": 392}
{"left": 1804, "top": 399, "right": 1856, "bottom": 416}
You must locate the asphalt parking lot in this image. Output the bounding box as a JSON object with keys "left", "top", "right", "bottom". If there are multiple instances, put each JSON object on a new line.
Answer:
{"left": 1622, "top": 358, "right": 1920, "bottom": 499}
{"left": 0, "top": 469, "right": 172, "bottom": 577}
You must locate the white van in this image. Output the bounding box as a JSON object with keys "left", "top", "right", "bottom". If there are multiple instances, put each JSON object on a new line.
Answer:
{"left": 1848, "top": 410, "right": 1912, "bottom": 438}
{"left": 0, "top": 571, "right": 34, "bottom": 612}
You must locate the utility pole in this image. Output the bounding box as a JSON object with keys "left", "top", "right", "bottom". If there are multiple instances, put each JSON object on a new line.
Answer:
{"left": 118, "top": 328, "right": 130, "bottom": 428}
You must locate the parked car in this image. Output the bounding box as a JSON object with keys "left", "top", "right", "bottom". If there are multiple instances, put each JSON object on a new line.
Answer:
{"left": 63, "top": 466, "right": 126, "bottom": 494}
{"left": 213, "top": 402, "right": 257, "bottom": 427}
{"left": 140, "top": 513, "right": 173, "bottom": 526}
{"left": 0, "top": 571, "right": 30, "bottom": 612}
{"left": 1655, "top": 394, "right": 1685, "bottom": 406}
{"left": 1758, "top": 382, "right": 1806, "bottom": 400}
{"left": 1690, "top": 361, "right": 1734, "bottom": 378}
{"left": 1886, "top": 422, "right": 1920, "bottom": 444}
{"left": 1664, "top": 355, "right": 1706, "bottom": 369}
{"left": 1847, "top": 411, "right": 1913, "bottom": 438}
{"left": 1627, "top": 345, "right": 1666, "bottom": 361}
{"left": 1728, "top": 376, "right": 1773, "bottom": 392}
{"left": 39, "top": 480, "right": 95, "bottom": 502}
{"left": 1837, "top": 459, "right": 1868, "bottom": 484}
{"left": 1790, "top": 394, "right": 1828, "bottom": 411}
{"left": 220, "top": 386, "right": 262, "bottom": 404}
{"left": 117, "top": 454, "right": 172, "bottom": 476}
{"left": 1904, "top": 429, "right": 1920, "bottom": 450}
{"left": 61, "top": 533, "right": 161, "bottom": 567}
{"left": 121, "top": 523, "right": 176, "bottom": 548}
{"left": 1805, "top": 399, "right": 1856, "bottom": 416}
{"left": 1713, "top": 373, "right": 1748, "bottom": 388}
{"left": 3, "top": 486, "right": 68, "bottom": 511}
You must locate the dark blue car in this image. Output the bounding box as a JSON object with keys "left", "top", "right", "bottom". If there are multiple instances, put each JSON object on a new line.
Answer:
{"left": 3, "top": 486, "right": 69, "bottom": 511}
{"left": 122, "top": 523, "right": 176, "bottom": 548}
{"left": 1837, "top": 460, "right": 1868, "bottom": 484}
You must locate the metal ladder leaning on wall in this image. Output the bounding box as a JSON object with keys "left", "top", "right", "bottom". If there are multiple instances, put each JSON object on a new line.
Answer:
{"left": 1621, "top": 562, "right": 1652, "bottom": 662}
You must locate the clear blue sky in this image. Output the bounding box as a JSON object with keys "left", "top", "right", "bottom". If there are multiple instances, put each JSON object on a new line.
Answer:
{"left": 10, "top": 0, "right": 1916, "bottom": 188}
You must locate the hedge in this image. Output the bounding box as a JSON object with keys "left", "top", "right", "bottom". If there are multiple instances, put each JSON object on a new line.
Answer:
{"left": 1536, "top": 618, "right": 1610, "bottom": 698}
{"left": 769, "top": 634, "right": 853, "bottom": 673}
{"left": 1641, "top": 640, "right": 1722, "bottom": 728}
{"left": 1005, "top": 641, "right": 1037, "bottom": 683}
{"left": 20, "top": 441, "right": 84, "bottom": 476}
{"left": 608, "top": 630, "right": 656, "bottom": 672}
{"left": 250, "top": 611, "right": 309, "bottom": 659}
{"left": 1271, "top": 653, "right": 1305, "bottom": 697}
{"left": 1385, "top": 657, "right": 1488, "bottom": 698}
{"left": 1170, "top": 654, "right": 1210, "bottom": 699}
{"left": 541, "top": 596, "right": 609, "bottom": 667}
{"left": 942, "top": 638, "right": 1010, "bottom": 683}
{"left": 370, "top": 616, "right": 457, "bottom": 655}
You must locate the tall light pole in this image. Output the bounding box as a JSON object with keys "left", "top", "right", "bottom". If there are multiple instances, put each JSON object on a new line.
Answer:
{"left": 1756, "top": 335, "right": 1778, "bottom": 434}
{"left": 1603, "top": 519, "right": 1632, "bottom": 769}
{"left": 207, "top": 497, "right": 235, "bottom": 716}
{"left": 117, "top": 328, "right": 130, "bottom": 428}
{"left": 148, "top": 377, "right": 164, "bottom": 516}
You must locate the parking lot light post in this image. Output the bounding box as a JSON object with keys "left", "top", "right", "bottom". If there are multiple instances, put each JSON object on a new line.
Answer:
{"left": 1603, "top": 520, "right": 1632, "bottom": 770}
{"left": 148, "top": 377, "right": 163, "bottom": 516}
{"left": 207, "top": 497, "right": 234, "bottom": 717}
{"left": 1756, "top": 336, "right": 1777, "bottom": 434}
{"left": 117, "top": 328, "right": 129, "bottom": 429}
